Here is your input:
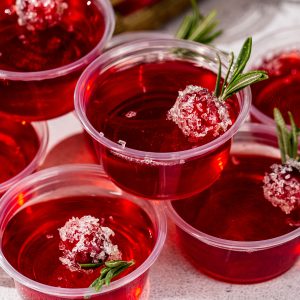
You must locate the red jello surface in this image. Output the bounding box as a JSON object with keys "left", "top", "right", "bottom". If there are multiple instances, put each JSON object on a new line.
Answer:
{"left": 252, "top": 50, "right": 300, "bottom": 124}
{"left": 0, "top": 0, "right": 105, "bottom": 120}
{"left": 2, "top": 195, "right": 155, "bottom": 299}
{"left": 0, "top": 118, "right": 39, "bottom": 184}
{"left": 172, "top": 153, "right": 300, "bottom": 283}
{"left": 86, "top": 60, "right": 239, "bottom": 199}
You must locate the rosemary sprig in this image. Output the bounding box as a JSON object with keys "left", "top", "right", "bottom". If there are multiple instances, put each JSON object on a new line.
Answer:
{"left": 214, "top": 37, "right": 268, "bottom": 101}
{"left": 274, "top": 108, "right": 300, "bottom": 164}
{"left": 89, "top": 259, "right": 135, "bottom": 292}
{"left": 176, "top": 0, "right": 222, "bottom": 44}
{"left": 79, "top": 261, "right": 103, "bottom": 269}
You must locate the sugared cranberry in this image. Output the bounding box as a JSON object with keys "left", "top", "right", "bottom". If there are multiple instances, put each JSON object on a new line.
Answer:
{"left": 263, "top": 160, "right": 300, "bottom": 214}
{"left": 167, "top": 85, "right": 232, "bottom": 142}
{"left": 58, "top": 216, "right": 121, "bottom": 271}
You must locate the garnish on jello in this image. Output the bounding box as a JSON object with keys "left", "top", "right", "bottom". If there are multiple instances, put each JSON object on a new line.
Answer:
{"left": 15, "top": 0, "right": 68, "bottom": 31}
{"left": 89, "top": 259, "right": 135, "bottom": 292}
{"left": 176, "top": 0, "right": 222, "bottom": 44}
{"left": 263, "top": 108, "right": 300, "bottom": 214}
{"left": 58, "top": 215, "right": 134, "bottom": 291}
{"left": 168, "top": 37, "right": 268, "bottom": 141}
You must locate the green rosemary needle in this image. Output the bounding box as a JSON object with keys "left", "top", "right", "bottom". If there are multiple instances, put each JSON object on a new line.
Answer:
{"left": 274, "top": 108, "right": 300, "bottom": 164}
{"left": 176, "top": 0, "right": 222, "bottom": 44}
{"left": 214, "top": 37, "right": 268, "bottom": 101}
{"left": 88, "top": 259, "right": 135, "bottom": 292}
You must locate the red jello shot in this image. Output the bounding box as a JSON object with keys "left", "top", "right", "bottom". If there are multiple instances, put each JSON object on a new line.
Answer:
{"left": 250, "top": 27, "right": 300, "bottom": 125}
{"left": 0, "top": 0, "right": 115, "bottom": 121}
{"left": 0, "top": 116, "right": 48, "bottom": 194}
{"left": 74, "top": 39, "right": 251, "bottom": 200}
{"left": 0, "top": 164, "right": 166, "bottom": 300}
{"left": 166, "top": 123, "right": 300, "bottom": 283}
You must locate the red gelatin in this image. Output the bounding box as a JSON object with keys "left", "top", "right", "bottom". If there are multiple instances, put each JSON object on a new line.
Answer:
{"left": 2, "top": 195, "right": 155, "bottom": 297}
{"left": 252, "top": 50, "right": 300, "bottom": 124}
{"left": 0, "top": 0, "right": 110, "bottom": 121}
{"left": 172, "top": 153, "right": 300, "bottom": 283}
{"left": 0, "top": 118, "right": 39, "bottom": 185}
{"left": 86, "top": 60, "right": 239, "bottom": 200}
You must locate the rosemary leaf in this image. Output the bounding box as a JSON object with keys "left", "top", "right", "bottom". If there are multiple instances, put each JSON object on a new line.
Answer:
{"left": 176, "top": 1, "right": 222, "bottom": 44}
{"left": 288, "top": 111, "right": 298, "bottom": 160}
{"left": 214, "top": 54, "right": 222, "bottom": 97}
{"left": 101, "top": 267, "right": 110, "bottom": 277}
{"left": 189, "top": 9, "right": 218, "bottom": 41}
{"left": 89, "top": 259, "right": 135, "bottom": 292}
{"left": 221, "top": 71, "right": 268, "bottom": 100}
{"left": 105, "top": 260, "right": 126, "bottom": 268}
{"left": 194, "top": 20, "right": 219, "bottom": 41}
{"left": 176, "top": 15, "right": 193, "bottom": 39}
{"left": 277, "top": 128, "right": 286, "bottom": 164}
{"left": 111, "top": 264, "right": 133, "bottom": 278}
{"left": 91, "top": 277, "right": 105, "bottom": 292}
{"left": 104, "top": 269, "right": 115, "bottom": 286}
{"left": 230, "top": 37, "right": 252, "bottom": 82}
{"left": 216, "top": 37, "right": 268, "bottom": 102}
{"left": 274, "top": 108, "right": 289, "bottom": 163}
{"left": 190, "top": 0, "right": 201, "bottom": 30}
{"left": 199, "top": 29, "right": 222, "bottom": 44}
{"left": 220, "top": 52, "right": 234, "bottom": 96}
{"left": 191, "top": 0, "right": 201, "bottom": 22}
{"left": 79, "top": 261, "right": 103, "bottom": 269}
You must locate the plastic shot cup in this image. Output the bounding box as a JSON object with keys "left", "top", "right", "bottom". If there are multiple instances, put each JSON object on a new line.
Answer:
{"left": 0, "top": 118, "right": 48, "bottom": 195}
{"left": 74, "top": 38, "right": 251, "bottom": 200}
{"left": 250, "top": 27, "right": 300, "bottom": 125}
{"left": 0, "top": 164, "right": 167, "bottom": 299}
{"left": 0, "top": 0, "right": 115, "bottom": 121}
{"left": 166, "top": 123, "right": 300, "bottom": 283}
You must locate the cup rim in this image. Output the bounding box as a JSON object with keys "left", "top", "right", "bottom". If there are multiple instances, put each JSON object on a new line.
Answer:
{"left": 251, "top": 105, "right": 275, "bottom": 126}
{"left": 165, "top": 122, "right": 300, "bottom": 251}
{"left": 0, "top": 120, "right": 49, "bottom": 194}
{"left": 74, "top": 38, "right": 252, "bottom": 161}
{"left": 0, "top": 0, "right": 115, "bottom": 81}
{"left": 0, "top": 164, "right": 167, "bottom": 297}
{"left": 105, "top": 30, "right": 173, "bottom": 50}
{"left": 250, "top": 26, "right": 300, "bottom": 126}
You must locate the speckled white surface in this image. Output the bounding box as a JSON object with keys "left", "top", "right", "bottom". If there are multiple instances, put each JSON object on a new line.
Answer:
{"left": 1, "top": 0, "right": 300, "bottom": 299}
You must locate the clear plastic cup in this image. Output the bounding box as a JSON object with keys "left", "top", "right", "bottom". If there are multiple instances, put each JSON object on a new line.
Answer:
{"left": 0, "top": 164, "right": 167, "bottom": 300}
{"left": 0, "top": 0, "right": 115, "bottom": 121}
{"left": 105, "top": 31, "right": 172, "bottom": 50}
{"left": 0, "top": 118, "right": 48, "bottom": 195}
{"left": 74, "top": 38, "right": 251, "bottom": 200}
{"left": 249, "top": 27, "right": 300, "bottom": 125}
{"left": 166, "top": 123, "right": 300, "bottom": 283}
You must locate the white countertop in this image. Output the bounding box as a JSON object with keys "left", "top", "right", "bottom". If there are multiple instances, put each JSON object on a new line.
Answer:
{"left": 1, "top": 0, "right": 300, "bottom": 299}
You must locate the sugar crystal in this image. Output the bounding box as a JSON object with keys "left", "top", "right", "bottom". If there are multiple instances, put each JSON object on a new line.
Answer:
{"left": 118, "top": 140, "right": 126, "bottom": 149}
{"left": 15, "top": 0, "right": 68, "bottom": 31}
{"left": 125, "top": 111, "right": 137, "bottom": 118}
